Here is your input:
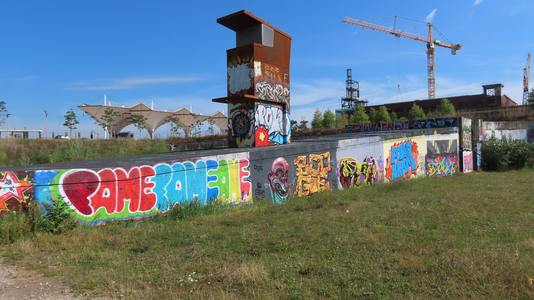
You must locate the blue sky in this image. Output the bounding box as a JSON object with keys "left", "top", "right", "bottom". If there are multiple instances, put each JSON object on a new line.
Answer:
{"left": 1, "top": 0, "right": 533, "bottom": 138}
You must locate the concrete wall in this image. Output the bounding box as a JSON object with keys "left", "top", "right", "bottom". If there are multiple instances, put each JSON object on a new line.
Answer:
{"left": 0, "top": 126, "right": 463, "bottom": 224}
{"left": 481, "top": 121, "right": 531, "bottom": 143}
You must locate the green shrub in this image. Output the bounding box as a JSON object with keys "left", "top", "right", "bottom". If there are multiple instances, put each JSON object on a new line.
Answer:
{"left": 481, "top": 132, "right": 534, "bottom": 171}
{"left": 36, "top": 198, "right": 79, "bottom": 234}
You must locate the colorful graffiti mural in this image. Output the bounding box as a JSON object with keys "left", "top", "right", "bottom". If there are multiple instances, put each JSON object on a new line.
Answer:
{"left": 267, "top": 158, "right": 290, "bottom": 203}
{"left": 254, "top": 62, "right": 290, "bottom": 106}
{"left": 425, "top": 154, "right": 458, "bottom": 177}
{"left": 294, "top": 152, "right": 331, "bottom": 197}
{"left": 463, "top": 152, "right": 473, "bottom": 173}
{"left": 346, "top": 118, "right": 459, "bottom": 133}
{"left": 11, "top": 157, "right": 252, "bottom": 223}
{"left": 385, "top": 140, "right": 420, "bottom": 181}
{"left": 347, "top": 121, "right": 409, "bottom": 133}
{"left": 228, "top": 103, "right": 255, "bottom": 148}
{"left": 0, "top": 171, "right": 34, "bottom": 215}
{"left": 337, "top": 157, "right": 381, "bottom": 189}
{"left": 255, "top": 103, "right": 290, "bottom": 146}
{"left": 255, "top": 80, "right": 290, "bottom": 105}
{"left": 0, "top": 120, "right": 473, "bottom": 224}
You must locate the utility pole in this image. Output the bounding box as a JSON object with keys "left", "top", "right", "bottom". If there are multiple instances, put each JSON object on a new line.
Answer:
{"left": 6, "top": 113, "right": 10, "bottom": 139}
{"left": 44, "top": 110, "right": 49, "bottom": 139}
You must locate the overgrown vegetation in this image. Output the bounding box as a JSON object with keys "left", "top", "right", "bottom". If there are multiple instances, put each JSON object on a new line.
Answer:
{"left": 1, "top": 170, "right": 534, "bottom": 299}
{"left": 0, "top": 138, "right": 169, "bottom": 167}
{"left": 0, "top": 198, "right": 78, "bottom": 244}
{"left": 481, "top": 132, "right": 534, "bottom": 171}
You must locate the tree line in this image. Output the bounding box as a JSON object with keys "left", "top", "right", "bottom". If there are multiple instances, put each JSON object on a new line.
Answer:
{"left": 292, "top": 98, "right": 457, "bottom": 132}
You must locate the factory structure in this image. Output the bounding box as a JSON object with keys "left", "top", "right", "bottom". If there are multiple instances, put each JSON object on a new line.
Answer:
{"left": 336, "top": 69, "right": 518, "bottom": 119}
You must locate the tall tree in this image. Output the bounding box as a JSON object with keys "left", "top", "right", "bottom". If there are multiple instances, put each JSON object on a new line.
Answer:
{"left": 368, "top": 107, "right": 377, "bottom": 123}
{"left": 131, "top": 114, "right": 148, "bottom": 138}
{"left": 299, "top": 120, "right": 309, "bottom": 131}
{"left": 100, "top": 108, "right": 121, "bottom": 138}
{"left": 375, "top": 106, "right": 390, "bottom": 123}
{"left": 408, "top": 103, "right": 427, "bottom": 120}
{"left": 207, "top": 118, "right": 216, "bottom": 135}
{"left": 350, "top": 104, "right": 370, "bottom": 124}
{"left": 322, "top": 109, "right": 336, "bottom": 129}
{"left": 290, "top": 120, "right": 298, "bottom": 132}
{"left": 527, "top": 88, "right": 534, "bottom": 110}
{"left": 336, "top": 110, "right": 349, "bottom": 128}
{"left": 63, "top": 108, "right": 79, "bottom": 138}
{"left": 311, "top": 109, "right": 323, "bottom": 129}
{"left": 188, "top": 113, "right": 202, "bottom": 137}
{"left": 390, "top": 112, "right": 399, "bottom": 122}
{"left": 169, "top": 117, "right": 183, "bottom": 137}
{"left": 436, "top": 98, "right": 456, "bottom": 117}
{"left": 0, "top": 101, "right": 7, "bottom": 127}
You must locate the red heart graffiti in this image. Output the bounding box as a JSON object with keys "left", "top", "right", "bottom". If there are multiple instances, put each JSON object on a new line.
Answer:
{"left": 62, "top": 171, "right": 99, "bottom": 215}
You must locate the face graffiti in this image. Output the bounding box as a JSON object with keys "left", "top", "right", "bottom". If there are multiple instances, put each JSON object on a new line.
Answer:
{"left": 267, "top": 158, "right": 290, "bottom": 203}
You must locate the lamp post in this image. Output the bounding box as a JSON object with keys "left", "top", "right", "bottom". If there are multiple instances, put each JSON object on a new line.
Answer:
{"left": 44, "top": 110, "right": 49, "bottom": 139}
{"left": 6, "top": 113, "right": 10, "bottom": 139}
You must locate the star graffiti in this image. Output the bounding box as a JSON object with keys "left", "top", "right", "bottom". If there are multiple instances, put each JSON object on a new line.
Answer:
{"left": 0, "top": 171, "right": 34, "bottom": 212}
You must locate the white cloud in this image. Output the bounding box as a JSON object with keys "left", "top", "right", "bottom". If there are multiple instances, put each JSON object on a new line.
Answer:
{"left": 473, "top": 0, "right": 483, "bottom": 6}
{"left": 65, "top": 76, "right": 200, "bottom": 90}
{"left": 425, "top": 9, "right": 437, "bottom": 22}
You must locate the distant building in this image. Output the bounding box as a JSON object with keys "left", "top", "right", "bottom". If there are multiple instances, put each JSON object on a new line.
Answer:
{"left": 336, "top": 83, "right": 517, "bottom": 118}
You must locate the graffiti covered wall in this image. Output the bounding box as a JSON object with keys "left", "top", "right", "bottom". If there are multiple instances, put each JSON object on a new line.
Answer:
{"left": 249, "top": 142, "right": 338, "bottom": 203}
{"left": 481, "top": 121, "right": 529, "bottom": 142}
{"left": 335, "top": 136, "right": 385, "bottom": 189}
{"left": 460, "top": 118, "right": 473, "bottom": 173}
{"left": 254, "top": 61, "right": 290, "bottom": 107}
{"left": 227, "top": 47, "right": 254, "bottom": 97}
{"left": 383, "top": 135, "right": 427, "bottom": 182}
{"left": 1, "top": 125, "right": 468, "bottom": 224}
{"left": 2, "top": 153, "right": 252, "bottom": 224}
{"left": 228, "top": 102, "right": 255, "bottom": 148}
{"left": 346, "top": 118, "right": 459, "bottom": 133}
{"left": 425, "top": 134, "right": 459, "bottom": 177}
{"left": 255, "top": 103, "right": 290, "bottom": 146}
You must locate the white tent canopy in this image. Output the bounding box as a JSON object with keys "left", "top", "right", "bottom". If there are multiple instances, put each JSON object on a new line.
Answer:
{"left": 78, "top": 103, "right": 227, "bottom": 139}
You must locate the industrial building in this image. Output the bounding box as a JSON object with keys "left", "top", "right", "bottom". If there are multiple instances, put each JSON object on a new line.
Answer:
{"left": 336, "top": 83, "right": 518, "bottom": 119}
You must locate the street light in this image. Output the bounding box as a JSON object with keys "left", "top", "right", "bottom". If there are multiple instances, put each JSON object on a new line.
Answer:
{"left": 44, "top": 110, "right": 49, "bottom": 139}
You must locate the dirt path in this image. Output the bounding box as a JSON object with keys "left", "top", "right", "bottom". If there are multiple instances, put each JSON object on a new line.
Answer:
{"left": 0, "top": 256, "right": 77, "bottom": 300}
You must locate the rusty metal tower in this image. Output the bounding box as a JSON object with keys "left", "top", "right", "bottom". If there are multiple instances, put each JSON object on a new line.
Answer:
{"left": 341, "top": 69, "right": 367, "bottom": 109}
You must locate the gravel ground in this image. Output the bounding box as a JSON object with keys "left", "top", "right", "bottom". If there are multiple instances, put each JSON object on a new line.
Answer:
{"left": 0, "top": 256, "right": 77, "bottom": 300}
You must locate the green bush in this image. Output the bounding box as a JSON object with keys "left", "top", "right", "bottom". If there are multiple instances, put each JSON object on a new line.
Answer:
{"left": 36, "top": 198, "right": 79, "bottom": 234}
{"left": 481, "top": 132, "right": 534, "bottom": 171}
{"left": 0, "top": 198, "right": 78, "bottom": 245}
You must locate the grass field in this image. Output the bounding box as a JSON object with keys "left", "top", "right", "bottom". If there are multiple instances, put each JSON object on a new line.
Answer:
{"left": 1, "top": 169, "right": 534, "bottom": 299}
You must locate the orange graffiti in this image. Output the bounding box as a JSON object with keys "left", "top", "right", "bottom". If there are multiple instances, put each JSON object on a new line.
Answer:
{"left": 293, "top": 152, "right": 331, "bottom": 196}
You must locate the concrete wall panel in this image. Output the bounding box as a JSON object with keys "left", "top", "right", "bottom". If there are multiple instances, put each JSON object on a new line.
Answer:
{"left": 249, "top": 142, "right": 338, "bottom": 203}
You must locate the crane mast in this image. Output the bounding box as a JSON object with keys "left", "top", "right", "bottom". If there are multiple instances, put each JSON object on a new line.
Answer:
{"left": 523, "top": 53, "right": 531, "bottom": 105}
{"left": 342, "top": 16, "right": 461, "bottom": 99}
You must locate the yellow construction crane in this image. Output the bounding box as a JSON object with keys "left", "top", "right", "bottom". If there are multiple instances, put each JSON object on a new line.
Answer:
{"left": 523, "top": 53, "right": 531, "bottom": 105}
{"left": 342, "top": 16, "right": 462, "bottom": 99}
